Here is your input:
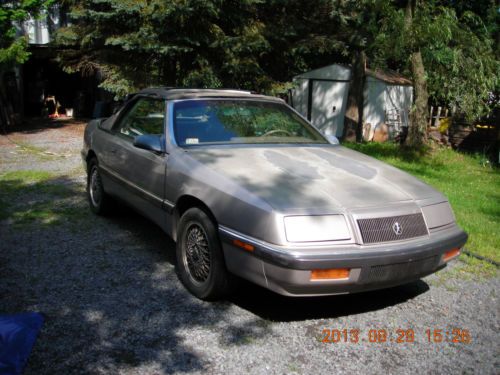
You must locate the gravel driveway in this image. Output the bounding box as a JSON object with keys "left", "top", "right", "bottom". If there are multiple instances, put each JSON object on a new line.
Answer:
{"left": 0, "top": 119, "right": 498, "bottom": 374}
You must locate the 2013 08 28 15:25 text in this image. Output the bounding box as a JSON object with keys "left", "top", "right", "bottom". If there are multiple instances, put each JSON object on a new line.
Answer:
{"left": 321, "top": 328, "right": 471, "bottom": 344}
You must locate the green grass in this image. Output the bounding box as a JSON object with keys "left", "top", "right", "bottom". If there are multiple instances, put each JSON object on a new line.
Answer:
{"left": 0, "top": 171, "right": 54, "bottom": 220}
{"left": 344, "top": 142, "right": 499, "bottom": 268}
{"left": 0, "top": 170, "right": 86, "bottom": 226}
{"left": 0, "top": 170, "right": 73, "bottom": 196}
{"left": 0, "top": 170, "right": 54, "bottom": 183}
{"left": 433, "top": 253, "right": 497, "bottom": 282}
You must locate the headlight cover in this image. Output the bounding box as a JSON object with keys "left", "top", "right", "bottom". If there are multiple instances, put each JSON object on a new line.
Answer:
{"left": 421, "top": 202, "right": 455, "bottom": 229}
{"left": 284, "top": 215, "right": 351, "bottom": 242}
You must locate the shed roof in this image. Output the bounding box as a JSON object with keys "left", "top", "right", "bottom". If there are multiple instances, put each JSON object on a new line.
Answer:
{"left": 293, "top": 64, "right": 352, "bottom": 81}
{"left": 365, "top": 69, "right": 412, "bottom": 85}
{"left": 293, "top": 64, "right": 411, "bottom": 85}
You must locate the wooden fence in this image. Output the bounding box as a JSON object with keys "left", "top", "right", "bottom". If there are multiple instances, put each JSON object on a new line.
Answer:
{"left": 428, "top": 106, "right": 449, "bottom": 128}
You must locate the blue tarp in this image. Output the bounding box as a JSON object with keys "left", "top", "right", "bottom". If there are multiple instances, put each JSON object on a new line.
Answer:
{"left": 0, "top": 313, "right": 44, "bottom": 375}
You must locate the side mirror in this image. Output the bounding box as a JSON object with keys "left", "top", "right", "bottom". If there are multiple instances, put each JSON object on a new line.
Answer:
{"left": 326, "top": 134, "right": 340, "bottom": 145}
{"left": 133, "top": 134, "right": 164, "bottom": 154}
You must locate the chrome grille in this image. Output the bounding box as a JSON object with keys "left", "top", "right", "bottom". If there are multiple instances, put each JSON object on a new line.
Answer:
{"left": 363, "top": 256, "right": 438, "bottom": 283}
{"left": 357, "top": 213, "right": 428, "bottom": 244}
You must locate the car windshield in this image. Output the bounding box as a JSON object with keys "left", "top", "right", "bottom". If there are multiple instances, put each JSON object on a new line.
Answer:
{"left": 173, "top": 99, "right": 328, "bottom": 146}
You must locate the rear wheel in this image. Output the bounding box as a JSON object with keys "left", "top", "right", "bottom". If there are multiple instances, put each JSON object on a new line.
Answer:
{"left": 87, "top": 158, "right": 113, "bottom": 215}
{"left": 176, "top": 207, "right": 232, "bottom": 300}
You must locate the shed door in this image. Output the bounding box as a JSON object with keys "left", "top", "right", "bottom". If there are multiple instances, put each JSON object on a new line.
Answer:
{"left": 311, "top": 80, "right": 349, "bottom": 137}
{"left": 291, "top": 78, "right": 309, "bottom": 118}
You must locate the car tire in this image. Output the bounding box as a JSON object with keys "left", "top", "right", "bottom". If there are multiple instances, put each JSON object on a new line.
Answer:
{"left": 87, "top": 158, "right": 113, "bottom": 215}
{"left": 176, "top": 207, "right": 233, "bottom": 300}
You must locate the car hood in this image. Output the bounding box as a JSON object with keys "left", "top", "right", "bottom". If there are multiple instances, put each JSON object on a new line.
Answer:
{"left": 185, "top": 145, "right": 443, "bottom": 212}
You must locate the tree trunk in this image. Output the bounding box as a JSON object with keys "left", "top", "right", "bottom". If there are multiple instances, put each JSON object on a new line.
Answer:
{"left": 407, "top": 50, "right": 429, "bottom": 147}
{"left": 342, "top": 50, "right": 366, "bottom": 142}
{"left": 0, "top": 71, "right": 12, "bottom": 132}
{"left": 405, "top": 0, "right": 429, "bottom": 147}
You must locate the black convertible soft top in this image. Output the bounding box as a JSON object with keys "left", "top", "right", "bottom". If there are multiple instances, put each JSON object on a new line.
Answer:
{"left": 137, "top": 87, "right": 284, "bottom": 102}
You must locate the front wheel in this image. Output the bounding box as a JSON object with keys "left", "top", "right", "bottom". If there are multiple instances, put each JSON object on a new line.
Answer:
{"left": 176, "top": 207, "right": 233, "bottom": 300}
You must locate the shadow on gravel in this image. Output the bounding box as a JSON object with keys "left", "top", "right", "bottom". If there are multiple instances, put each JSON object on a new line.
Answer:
{"left": 0, "top": 176, "right": 231, "bottom": 374}
{"left": 229, "top": 279, "right": 429, "bottom": 322}
{"left": 1, "top": 117, "right": 87, "bottom": 135}
{"left": 111, "top": 205, "right": 178, "bottom": 266}
{"left": 47, "top": 207, "right": 229, "bottom": 374}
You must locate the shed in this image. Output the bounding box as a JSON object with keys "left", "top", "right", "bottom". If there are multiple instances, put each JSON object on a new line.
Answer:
{"left": 290, "top": 64, "right": 413, "bottom": 139}
{"left": 363, "top": 69, "right": 413, "bottom": 140}
{"left": 290, "top": 64, "right": 351, "bottom": 137}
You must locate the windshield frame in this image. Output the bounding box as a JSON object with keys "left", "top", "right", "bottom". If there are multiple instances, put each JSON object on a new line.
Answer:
{"left": 168, "top": 98, "right": 330, "bottom": 148}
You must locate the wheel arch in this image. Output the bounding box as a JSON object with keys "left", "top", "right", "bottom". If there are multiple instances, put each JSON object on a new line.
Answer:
{"left": 172, "top": 195, "right": 218, "bottom": 242}
{"left": 86, "top": 150, "right": 97, "bottom": 171}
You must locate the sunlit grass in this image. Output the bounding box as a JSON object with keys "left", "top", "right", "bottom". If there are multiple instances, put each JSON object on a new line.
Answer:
{"left": 0, "top": 170, "right": 85, "bottom": 226}
{"left": 0, "top": 170, "right": 54, "bottom": 183}
{"left": 344, "top": 142, "right": 499, "bottom": 265}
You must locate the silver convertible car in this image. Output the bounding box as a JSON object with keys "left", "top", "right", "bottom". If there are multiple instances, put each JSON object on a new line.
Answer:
{"left": 82, "top": 88, "right": 468, "bottom": 300}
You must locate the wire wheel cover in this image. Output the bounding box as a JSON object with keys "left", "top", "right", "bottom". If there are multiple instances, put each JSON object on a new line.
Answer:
{"left": 184, "top": 224, "right": 211, "bottom": 283}
{"left": 90, "top": 168, "right": 102, "bottom": 206}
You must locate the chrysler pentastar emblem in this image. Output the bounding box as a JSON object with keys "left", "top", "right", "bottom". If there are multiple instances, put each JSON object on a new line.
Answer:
{"left": 392, "top": 222, "right": 403, "bottom": 235}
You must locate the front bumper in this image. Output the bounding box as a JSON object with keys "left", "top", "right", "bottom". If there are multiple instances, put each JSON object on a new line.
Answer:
{"left": 219, "top": 225, "right": 468, "bottom": 296}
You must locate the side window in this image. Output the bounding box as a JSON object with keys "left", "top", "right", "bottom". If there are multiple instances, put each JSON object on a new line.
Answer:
{"left": 115, "top": 98, "right": 165, "bottom": 138}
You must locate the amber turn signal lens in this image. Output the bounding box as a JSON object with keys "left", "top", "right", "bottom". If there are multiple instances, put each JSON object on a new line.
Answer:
{"left": 443, "top": 248, "right": 460, "bottom": 262}
{"left": 233, "top": 239, "right": 254, "bottom": 252}
{"left": 311, "top": 268, "right": 350, "bottom": 280}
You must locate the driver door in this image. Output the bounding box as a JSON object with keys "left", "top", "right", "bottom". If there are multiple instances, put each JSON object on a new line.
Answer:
{"left": 101, "top": 96, "right": 167, "bottom": 226}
